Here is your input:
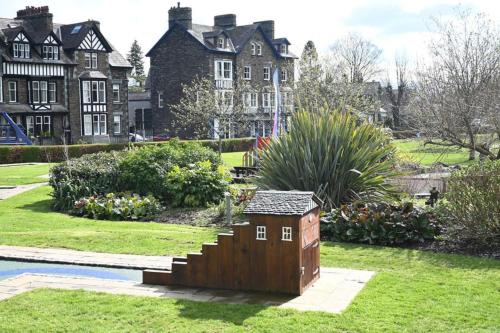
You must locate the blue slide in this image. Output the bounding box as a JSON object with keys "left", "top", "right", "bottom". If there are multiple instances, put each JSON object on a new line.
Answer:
{"left": 0, "top": 111, "right": 33, "bottom": 145}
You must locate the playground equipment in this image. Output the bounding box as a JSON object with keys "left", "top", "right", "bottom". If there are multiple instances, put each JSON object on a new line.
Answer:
{"left": 0, "top": 112, "right": 33, "bottom": 145}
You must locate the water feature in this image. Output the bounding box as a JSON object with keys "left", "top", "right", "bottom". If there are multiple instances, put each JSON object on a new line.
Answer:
{"left": 0, "top": 260, "right": 142, "bottom": 282}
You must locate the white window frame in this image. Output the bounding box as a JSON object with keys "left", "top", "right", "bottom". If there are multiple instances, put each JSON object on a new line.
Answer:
{"left": 280, "top": 44, "right": 287, "bottom": 54}
{"left": 85, "top": 53, "right": 91, "bottom": 68}
{"left": 13, "top": 43, "right": 19, "bottom": 58}
{"left": 281, "top": 69, "right": 288, "bottom": 82}
{"left": 257, "top": 43, "right": 262, "bottom": 55}
{"left": 8, "top": 81, "right": 17, "bottom": 103}
{"left": 0, "top": 79, "right": 2, "bottom": 103}
{"left": 40, "top": 81, "right": 48, "bottom": 103}
{"left": 262, "top": 92, "right": 271, "bottom": 108}
{"left": 112, "top": 84, "right": 120, "bottom": 103}
{"left": 215, "top": 60, "right": 232, "bottom": 80}
{"left": 250, "top": 92, "right": 257, "bottom": 108}
{"left": 256, "top": 226, "right": 266, "bottom": 240}
{"left": 158, "top": 92, "right": 164, "bottom": 108}
{"left": 26, "top": 116, "right": 34, "bottom": 136}
{"left": 99, "top": 114, "right": 107, "bottom": 135}
{"left": 32, "top": 81, "right": 40, "bottom": 103}
{"left": 251, "top": 43, "right": 256, "bottom": 55}
{"left": 24, "top": 44, "right": 30, "bottom": 58}
{"left": 43, "top": 116, "right": 51, "bottom": 133}
{"left": 93, "top": 114, "right": 99, "bottom": 134}
{"left": 263, "top": 67, "right": 270, "bottom": 81}
{"left": 217, "top": 38, "right": 224, "bottom": 48}
{"left": 282, "top": 227, "right": 293, "bottom": 241}
{"left": 243, "top": 66, "right": 251, "bottom": 80}
{"left": 48, "top": 82, "right": 56, "bottom": 103}
{"left": 91, "top": 53, "right": 98, "bottom": 69}
{"left": 113, "top": 115, "right": 121, "bottom": 134}
{"left": 35, "top": 116, "right": 43, "bottom": 134}
{"left": 91, "top": 81, "right": 99, "bottom": 102}
{"left": 83, "top": 114, "right": 92, "bottom": 136}
{"left": 98, "top": 81, "right": 106, "bottom": 103}
{"left": 82, "top": 81, "right": 91, "bottom": 103}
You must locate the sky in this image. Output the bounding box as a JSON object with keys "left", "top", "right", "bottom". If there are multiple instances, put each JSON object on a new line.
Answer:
{"left": 1, "top": 0, "right": 499, "bottom": 82}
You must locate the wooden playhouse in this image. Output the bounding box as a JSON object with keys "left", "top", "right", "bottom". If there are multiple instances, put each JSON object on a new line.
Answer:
{"left": 143, "top": 190, "right": 322, "bottom": 295}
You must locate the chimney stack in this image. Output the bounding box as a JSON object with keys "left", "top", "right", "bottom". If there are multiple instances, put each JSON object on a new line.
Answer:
{"left": 168, "top": 3, "right": 192, "bottom": 30}
{"left": 214, "top": 14, "right": 236, "bottom": 30}
{"left": 254, "top": 20, "right": 274, "bottom": 40}
{"left": 16, "top": 6, "right": 53, "bottom": 32}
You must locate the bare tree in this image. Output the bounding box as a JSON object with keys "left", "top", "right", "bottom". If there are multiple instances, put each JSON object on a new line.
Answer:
{"left": 329, "top": 32, "right": 382, "bottom": 83}
{"left": 412, "top": 9, "right": 500, "bottom": 160}
{"left": 385, "top": 54, "right": 410, "bottom": 129}
{"left": 170, "top": 77, "right": 252, "bottom": 154}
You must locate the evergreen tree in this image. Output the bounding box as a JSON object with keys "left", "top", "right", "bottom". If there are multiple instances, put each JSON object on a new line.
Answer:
{"left": 127, "top": 40, "right": 144, "bottom": 77}
{"left": 296, "top": 41, "right": 324, "bottom": 112}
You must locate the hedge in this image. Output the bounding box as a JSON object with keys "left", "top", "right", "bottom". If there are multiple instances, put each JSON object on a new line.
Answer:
{"left": 0, "top": 137, "right": 255, "bottom": 164}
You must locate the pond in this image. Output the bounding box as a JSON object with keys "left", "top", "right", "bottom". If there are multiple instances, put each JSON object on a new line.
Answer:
{"left": 0, "top": 260, "right": 142, "bottom": 282}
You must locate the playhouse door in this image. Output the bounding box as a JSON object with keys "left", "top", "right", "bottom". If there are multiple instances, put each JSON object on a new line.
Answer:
{"left": 302, "top": 240, "right": 320, "bottom": 288}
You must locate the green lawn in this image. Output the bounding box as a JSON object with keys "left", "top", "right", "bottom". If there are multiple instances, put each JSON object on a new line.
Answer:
{"left": 222, "top": 151, "right": 245, "bottom": 167}
{"left": 0, "top": 163, "right": 54, "bottom": 186}
{"left": 221, "top": 139, "right": 473, "bottom": 168}
{"left": 394, "top": 139, "right": 472, "bottom": 166}
{"left": 0, "top": 186, "right": 222, "bottom": 256}
{"left": 0, "top": 187, "right": 499, "bottom": 332}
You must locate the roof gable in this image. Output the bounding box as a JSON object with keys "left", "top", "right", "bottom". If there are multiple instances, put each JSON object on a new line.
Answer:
{"left": 244, "top": 191, "right": 323, "bottom": 216}
{"left": 60, "top": 21, "right": 112, "bottom": 52}
{"left": 79, "top": 28, "right": 107, "bottom": 51}
{"left": 13, "top": 31, "right": 29, "bottom": 42}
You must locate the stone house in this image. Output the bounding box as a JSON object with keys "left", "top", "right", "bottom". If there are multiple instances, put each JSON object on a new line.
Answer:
{"left": 0, "top": 6, "right": 132, "bottom": 144}
{"left": 146, "top": 4, "right": 297, "bottom": 138}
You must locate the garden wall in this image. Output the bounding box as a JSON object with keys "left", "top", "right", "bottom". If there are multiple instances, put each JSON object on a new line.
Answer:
{"left": 0, "top": 138, "right": 255, "bottom": 164}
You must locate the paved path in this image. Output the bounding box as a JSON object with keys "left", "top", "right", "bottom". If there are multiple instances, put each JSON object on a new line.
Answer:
{"left": 0, "top": 183, "right": 47, "bottom": 200}
{"left": 0, "top": 268, "right": 374, "bottom": 314}
{"left": 0, "top": 246, "right": 172, "bottom": 270}
{"left": 0, "top": 245, "right": 375, "bottom": 313}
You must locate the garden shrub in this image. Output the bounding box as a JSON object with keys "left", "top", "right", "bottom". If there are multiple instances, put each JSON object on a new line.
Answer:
{"left": 164, "top": 161, "right": 230, "bottom": 207}
{"left": 117, "top": 140, "right": 221, "bottom": 197}
{"left": 50, "top": 151, "right": 125, "bottom": 211}
{"left": 256, "top": 109, "right": 398, "bottom": 209}
{"left": 50, "top": 140, "right": 226, "bottom": 212}
{"left": 443, "top": 160, "right": 500, "bottom": 250}
{"left": 321, "top": 201, "right": 440, "bottom": 245}
{"left": 73, "top": 193, "right": 163, "bottom": 221}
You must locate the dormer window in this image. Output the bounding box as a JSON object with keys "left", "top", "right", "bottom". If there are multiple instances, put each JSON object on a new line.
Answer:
{"left": 42, "top": 35, "right": 60, "bottom": 60}
{"left": 251, "top": 43, "right": 256, "bottom": 55}
{"left": 257, "top": 43, "right": 262, "bottom": 56}
{"left": 42, "top": 45, "right": 59, "bottom": 60}
{"left": 217, "top": 38, "right": 224, "bottom": 49}
{"left": 13, "top": 42, "right": 30, "bottom": 59}
{"left": 12, "top": 33, "right": 30, "bottom": 59}
{"left": 280, "top": 44, "right": 287, "bottom": 54}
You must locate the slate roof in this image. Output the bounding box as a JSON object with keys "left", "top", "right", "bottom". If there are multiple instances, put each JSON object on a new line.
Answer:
{"left": 0, "top": 17, "right": 130, "bottom": 68}
{"left": 244, "top": 191, "right": 323, "bottom": 216}
{"left": 148, "top": 21, "right": 297, "bottom": 59}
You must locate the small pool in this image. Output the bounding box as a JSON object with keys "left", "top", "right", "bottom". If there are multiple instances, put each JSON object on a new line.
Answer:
{"left": 0, "top": 260, "right": 142, "bottom": 282}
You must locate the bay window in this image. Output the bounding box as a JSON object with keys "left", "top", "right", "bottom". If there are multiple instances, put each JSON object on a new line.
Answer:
{"left": 81, "top": 79, "right": 107, "bottom": 136}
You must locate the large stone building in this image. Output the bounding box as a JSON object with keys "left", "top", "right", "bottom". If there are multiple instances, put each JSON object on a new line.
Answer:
{"left": 0, "top": 6, "right": 132, "bottom": 144}
{"left": 147, "top": 4, "right": 297, "bottom": 138}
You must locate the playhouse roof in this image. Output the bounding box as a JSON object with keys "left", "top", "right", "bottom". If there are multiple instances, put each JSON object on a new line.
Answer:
{"left": 244, "top": 191, "right": 322, "bottom": 216}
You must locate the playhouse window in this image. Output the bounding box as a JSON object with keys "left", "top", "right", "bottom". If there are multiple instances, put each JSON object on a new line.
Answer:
{"left": 282, "top": 227, "right": 292, "bottom": 241}
{"left": 256, "top": 226, "right": 266, "bottom": 240}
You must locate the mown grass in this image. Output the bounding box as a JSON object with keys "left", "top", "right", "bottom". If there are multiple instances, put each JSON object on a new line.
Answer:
{"left": 0, "top": 244, "right": 498, "bottom": 332}
{"left": 394, "top": 139, "right": 472, "bottom": 166}
{"left": 0, "top": 187, "right": 499, "bottom": 332}
{"left": 0, "top": 186, "right": 222, "bottom": 256}
{"left": 0, "top": 163, "right": 54, "bottom": 186}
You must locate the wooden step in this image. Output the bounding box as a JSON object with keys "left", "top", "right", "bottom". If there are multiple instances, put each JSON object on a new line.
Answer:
{"left": 143, "top": 270, "right": 174, "bottom": 285}
{"left": 202, "top": 243, "right": 219, "bottom": 288}
{"left": 171, "top": 261, "right": 188, "bottom": 285}
{"left": 172, "top": 256, "right": 187, "bottom": 263}
{"left": 187, "top": 253, "right": 205, "bottom": 287}
{"left": 217, "top": 233, "right": 235, "bottom": 289}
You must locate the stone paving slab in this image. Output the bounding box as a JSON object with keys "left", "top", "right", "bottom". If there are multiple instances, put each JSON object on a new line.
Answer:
{"left": 0, "top": 269, "right": 375, "bottom": 314}
{"left": 0, "top": 183, "right": 47, "bottom": 200}
{"left": 0, "top": 245, "right": 172, "bottom": 270}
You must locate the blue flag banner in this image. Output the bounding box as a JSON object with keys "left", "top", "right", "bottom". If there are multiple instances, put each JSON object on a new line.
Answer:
{"left": 272, "top": 68, "right": 281, "bottom": 137}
